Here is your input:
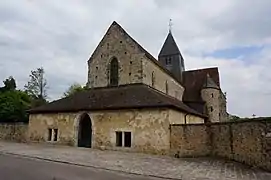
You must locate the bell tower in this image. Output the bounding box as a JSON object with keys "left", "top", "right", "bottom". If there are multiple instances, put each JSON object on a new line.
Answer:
{"left": 158, "top": 22, "right": 185, "bottom": 83}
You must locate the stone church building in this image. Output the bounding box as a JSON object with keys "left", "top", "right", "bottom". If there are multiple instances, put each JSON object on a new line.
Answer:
{"left": 28, "top": 21, "right": 227, "bottom": 154}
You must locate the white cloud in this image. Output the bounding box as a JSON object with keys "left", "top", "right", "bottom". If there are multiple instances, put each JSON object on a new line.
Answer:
{"left": 0, "top": 0, "right": 271, "bottom": 117}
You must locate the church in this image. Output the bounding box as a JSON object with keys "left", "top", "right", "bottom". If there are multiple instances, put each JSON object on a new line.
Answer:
{"left": 28, "top": 21, "right": 228, "bottom": 154}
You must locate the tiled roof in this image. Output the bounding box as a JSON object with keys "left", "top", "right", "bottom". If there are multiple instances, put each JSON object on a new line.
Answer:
{"left": 183, "top": 67, "right": 220, "bottom": 102}
{"left": 28, "top": 84, "right": 206, "bottom": 118}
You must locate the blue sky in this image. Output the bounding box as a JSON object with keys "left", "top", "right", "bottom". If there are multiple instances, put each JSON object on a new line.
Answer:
{"left": 205, "top": 46, "right": 264, "bottom": 59}
{"left": 0, "top": 0, "right": 271, "bottom": 117}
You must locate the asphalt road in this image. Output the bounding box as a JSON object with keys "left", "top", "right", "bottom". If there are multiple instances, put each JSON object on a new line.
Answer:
{"left": 0, "top": 154, "right": 165, "bottom": 180}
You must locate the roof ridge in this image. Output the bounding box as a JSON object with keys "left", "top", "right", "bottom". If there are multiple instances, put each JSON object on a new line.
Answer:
{"left": 185, "top": 67, "right": 218, "bottom": 72}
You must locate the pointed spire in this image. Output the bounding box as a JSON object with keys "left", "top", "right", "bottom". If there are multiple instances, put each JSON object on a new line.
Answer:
{"left": 202, "top": 74, "right": 219, "bottom": 89}
{"left": 169, "top": 19, "right": 173, "bottom": 33}
{"left": 158, "top": 31, "right": 181, "bottom": 57}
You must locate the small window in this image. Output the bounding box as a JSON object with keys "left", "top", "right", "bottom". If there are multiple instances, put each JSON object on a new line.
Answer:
{"left": 116, "top": 131, "right": 122, "bottom": 147}
{"left": 210, "top": 106, "right": 213, "bottom": 112}
{"left": 165, "top": 81, "right": 168, "bottom": 94}
{"left": 53, "top": 129, "right": 58, "bottom": 141}
{"left": 151, "top": 71, "right": 155, "bottom": 87}
{"left": 166, "top": 57, "right": 172, "bottom": 65}
{"left": 48, "top": 129, "right": 52, "bottom": 141}
{"left": 124, "top": 132, "right": 131, "bottom": 147}
{"left": 109, "top": 58, "right": 119, "bottom": 86}
{"left": 211, "top": 93, "right": 214, "bottom": 98}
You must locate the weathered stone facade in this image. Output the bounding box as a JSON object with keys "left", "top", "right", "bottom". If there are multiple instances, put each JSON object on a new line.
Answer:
{"left": 169, "top": 109, "right": 204, "bottom": 124}
{"left": 170, "top": 124, "right": 210, "bottom": 157}
{"left": 201, "top": 87, "right": 220, "bottom": 122}
{"left": 87, "top": 22, "right": 185, "bottom": 101}
{"left": 87, "top": 24, "right": 144, "bottom": 88}
{"left": 170, "top": 119, "right": 271, "bottom": 171}
{"left": 28, "top": 113, "right": 78, "bottom": 145}
{"left": 28, "top": 109, "right": 204, "bottom": 154}
{"left": 219, "top": 91, "right": 228, "bottom": 122}
{"left": 142, "top": 57, "right": 184, "bottom": 101}
{"left": 0, "top": 123, "right": 28, "bottom": 142}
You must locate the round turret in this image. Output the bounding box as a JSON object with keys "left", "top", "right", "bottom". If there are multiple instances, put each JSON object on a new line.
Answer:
{"left": 201, "top": 74, "right": 220, "bottom": 122}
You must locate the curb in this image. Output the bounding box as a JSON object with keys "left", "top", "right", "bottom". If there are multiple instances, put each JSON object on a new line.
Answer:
{"left": 0, "top": 152, "right": 181, "bottom": 180}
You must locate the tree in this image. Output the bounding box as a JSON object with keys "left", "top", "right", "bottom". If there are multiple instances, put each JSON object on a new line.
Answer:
{"left": 63, "top": 83, "right": 87, "bottom": 97}
{"left": 3, "top": 76, "right": 16, "bottom": 91}
{"left": 24, "top": 67, "right": 48, "bottom": 100}
{"left": 0, "top": 90, "right": 31, "bottom": 123}
{"left": 0, "top": 76, "right": 16, "bottom": 92}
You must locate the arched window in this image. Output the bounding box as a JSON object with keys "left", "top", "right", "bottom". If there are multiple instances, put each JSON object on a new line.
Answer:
{"left": 165, "top": 81, "right": 168, "bottom": 94}
{"left": 109, "top": 58, "right": 119, "bottom": 86}
{"left": 151, "top": 71, "right": 155, "bottom": 87}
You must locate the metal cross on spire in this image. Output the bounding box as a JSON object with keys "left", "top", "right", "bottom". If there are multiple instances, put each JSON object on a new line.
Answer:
{"left": 169, "top": 19, "right": 173, "bottom": 33}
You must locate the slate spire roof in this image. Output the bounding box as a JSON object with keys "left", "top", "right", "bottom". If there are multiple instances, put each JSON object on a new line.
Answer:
{"left": 202, "top": 74, "right": 220, "bottom": 89}
{"left": 158, "top": 32, "right": 181, "bottom": 57}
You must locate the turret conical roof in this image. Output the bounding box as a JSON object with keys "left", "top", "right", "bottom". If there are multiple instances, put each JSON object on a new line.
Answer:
{"left": 202, "top": 74, "right": 219, "bottom": 89}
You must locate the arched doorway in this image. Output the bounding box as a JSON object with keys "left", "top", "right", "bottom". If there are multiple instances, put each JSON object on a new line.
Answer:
{"left": 78, "top": 113, "right": 92, "bottom": 148}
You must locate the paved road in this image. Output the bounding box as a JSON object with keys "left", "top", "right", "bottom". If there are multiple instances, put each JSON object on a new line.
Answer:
{"left": 1, "top": 142, "right": 271, "bottom": 180}
{"left": 0, "top": 154, "right": 165, "bottom": 180}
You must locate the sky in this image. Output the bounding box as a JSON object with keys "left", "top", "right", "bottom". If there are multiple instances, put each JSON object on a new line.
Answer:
{"left": 0, "top": 0, "right": 271, "bottom": 117}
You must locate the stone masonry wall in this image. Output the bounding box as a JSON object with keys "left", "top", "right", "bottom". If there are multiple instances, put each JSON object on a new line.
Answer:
{"left": 87, "top": 23, "right": 144, "bottom": 88}
{"left": 89, "top": 109, "right": 170, "bottom": 155}
{"left": 87, "top": 22, "right": 185, "bottom": 102}
{"left": 170, "top": 124, "right": 211, "bottom": 157}
{"left": 170, "top": 119, "right": 271, "bottom": 171}
{"left": 28, "top": 113, "right": 78, "bottom": 145}
{"left": 211, "top": 120, "right": 271, "bottom": 171}
{"left": 219, "top": 91, "right": 228, "bottom": 122}
{"left": 28, "top": 108, "right": 173, "bottom": 155}
{"left": 201, "top": 88, "right": 220, "bottom": 122}
{"left": 142, "top": 57, "right": 184, "bottom": 101}
{"left": 169, "top": 109, "right": 204, "bottom": 124}
{"left": 0, "top": 123, "right": 28, "bottom": 142}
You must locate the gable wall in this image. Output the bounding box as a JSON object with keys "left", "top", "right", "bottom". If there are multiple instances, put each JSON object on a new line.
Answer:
{"left": 142, "top": 57, "right": 184, "bottom": 101}
{"left": 87, "top": 24, "right": 144, "bottom": 88}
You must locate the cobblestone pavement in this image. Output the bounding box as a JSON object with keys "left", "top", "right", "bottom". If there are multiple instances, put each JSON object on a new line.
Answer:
{"left": 0, "top": 142, "right": 270, "bottom": 180}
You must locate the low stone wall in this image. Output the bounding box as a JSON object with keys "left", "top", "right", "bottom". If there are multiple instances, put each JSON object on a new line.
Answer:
{"left": 170, "top": 118, "right": 271, "bottom": 171}
{"left": 0, "top": 123, "right": 28, "bottom": 142}
{"left": 211, "top": 119, "right": 271, "bottom": 171}
{"left": 170, "top": 124, "right": 211, "bottom": 157}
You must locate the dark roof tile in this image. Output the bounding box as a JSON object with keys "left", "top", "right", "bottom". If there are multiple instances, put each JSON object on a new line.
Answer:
{"left": 29, "top": 84, "right": 206, "bottom": 118}
{"left": 158, "top": 32, "right": 181, "bottom": 57}
{"left": 183, "top": 67, "right": 220, "bottom": 102}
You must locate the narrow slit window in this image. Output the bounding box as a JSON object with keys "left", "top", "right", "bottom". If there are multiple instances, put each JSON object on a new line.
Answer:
{"left": 110, "top": 58, "right": 119, "bottom": 86}
{"left": 151, "top": 71, "right": 155, "bottom": 87}
{"left": 48, "top": 128, "right": 52, "bottom": 141}
{"left": 165, "top": 81, "right": 168, "bottom": 94}
{"left": 116, "top": 131, "right": 122, "bottom": 147}
{"left": 210, "top": 106, "right": 213, "bottom": 112}
{"left": 124, "top": 132, "right": 131, "bottom": 147}
{"left": 53, "top": 129, "right": 58, "bottom": 141}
